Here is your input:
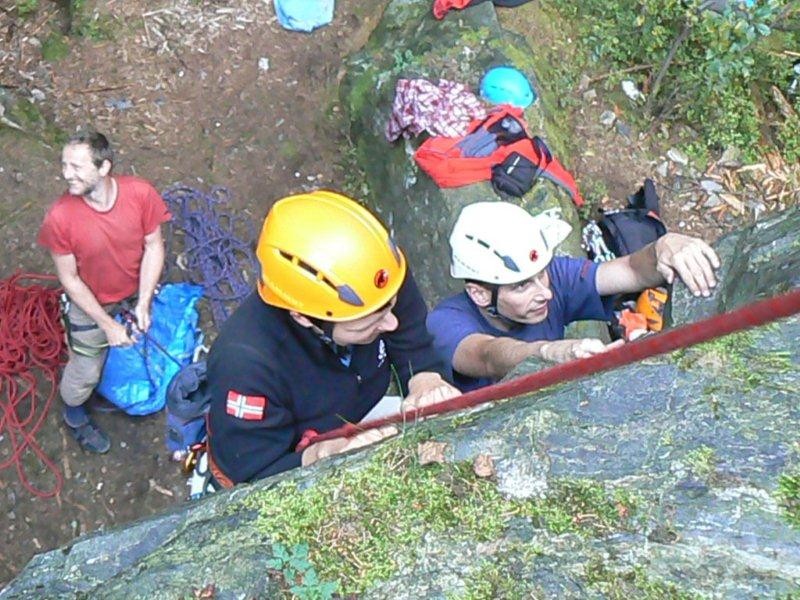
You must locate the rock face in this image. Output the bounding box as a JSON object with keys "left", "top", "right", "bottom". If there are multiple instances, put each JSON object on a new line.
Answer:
{"left": 339, "top": 0, "right": 582, "bottom": 306}
{"left": 3, "top": 2, "right": 800, "bottom": 598}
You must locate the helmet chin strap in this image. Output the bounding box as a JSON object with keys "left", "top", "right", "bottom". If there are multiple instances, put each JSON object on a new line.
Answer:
{"left": 485, "top": 284, "right": 522, "bottom": 329}
{"left": 308, "top": 318, "right": 350, "bottom": 357}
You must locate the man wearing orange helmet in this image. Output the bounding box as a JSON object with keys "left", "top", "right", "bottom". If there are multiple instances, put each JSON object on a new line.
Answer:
{"left": 205, "top": 191, "right": 459, "bottom": 485}
{"left": 428, "top": 202, "right": 721, "bottom": 392}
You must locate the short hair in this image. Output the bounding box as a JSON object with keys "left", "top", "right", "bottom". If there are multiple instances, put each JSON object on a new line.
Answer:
{"left": 66, "top": 130, "right": 114, "bottom": 170}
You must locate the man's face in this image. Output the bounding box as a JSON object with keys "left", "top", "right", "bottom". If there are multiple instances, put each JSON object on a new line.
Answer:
{"left": 61, "top": 143, "right": 105, "bottom": 197}
{"left": 332, "top": 296, "right": 399, "bottom": 346}
{"left": 496, "top": 269, "right": 553, "bottom": 324}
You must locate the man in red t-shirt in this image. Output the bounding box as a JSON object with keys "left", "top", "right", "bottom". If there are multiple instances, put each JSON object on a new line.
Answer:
{"left": 38, "top": 131, "right": 171, "bottom": 453}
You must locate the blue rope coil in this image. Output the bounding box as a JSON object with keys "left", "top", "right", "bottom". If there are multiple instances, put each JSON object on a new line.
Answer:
{"left": 162, "top": 185, "right": 258, "bottom": 327}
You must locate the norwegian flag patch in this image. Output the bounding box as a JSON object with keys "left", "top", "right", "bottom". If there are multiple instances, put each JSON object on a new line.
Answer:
{"left": 226, "top": 390, "right": 267, "bottom": 420}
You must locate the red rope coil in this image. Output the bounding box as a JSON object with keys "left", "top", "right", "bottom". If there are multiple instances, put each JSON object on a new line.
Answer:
{"left": 0, "top": 272, "right": 67, "bottom": 498}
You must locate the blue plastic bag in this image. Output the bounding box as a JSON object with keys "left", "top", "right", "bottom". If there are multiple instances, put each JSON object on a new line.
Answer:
{"left": 97, "top": 283, "right": 204, "bottom": 416}
{"left": 274, "top": 0, "right": 334, "bottom": 32}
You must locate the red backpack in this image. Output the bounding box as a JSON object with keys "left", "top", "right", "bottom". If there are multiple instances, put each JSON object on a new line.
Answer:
{"left": 413, "top": 106, "right": 584, "bottom": 206}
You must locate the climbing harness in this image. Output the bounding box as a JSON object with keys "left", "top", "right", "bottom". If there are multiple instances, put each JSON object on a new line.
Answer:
{"left": 0, "top": 272, "right": 67, "bottom": 498}
{"left": 307, "top": 287, "right": 800, "bottom": 445}
{"left": 162, "top": 185, "right": 258, "bottom": 328}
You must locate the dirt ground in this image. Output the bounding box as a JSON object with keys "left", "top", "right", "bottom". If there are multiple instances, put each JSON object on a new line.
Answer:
{"left": 0, "top": 0, "right": 795, "bottom": 589}
{"left": 0, "top": 0, "right": 390, "bottom": 586}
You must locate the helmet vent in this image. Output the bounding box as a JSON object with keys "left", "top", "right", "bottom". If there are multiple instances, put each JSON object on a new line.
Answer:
{"left": 464, "top": 235, "right": 520, "bottom": 272}
{"left": 278, "top": 250, "right": 339, "bottom": 295}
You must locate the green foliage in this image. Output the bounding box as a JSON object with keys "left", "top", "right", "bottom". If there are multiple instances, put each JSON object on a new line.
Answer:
{"left": 547, "top": 0, "right": 800, "bottom": 161}
{"left": 15, "top": 0, "right": 39, "bottom": 17}
{"left": 778, "top": 112, "right": 800, "bottom": 163}
{"left": 584, "top": 560, "right": 701, "bottom": 599}
{"left": 266, "top": 543, "right": 338, "bottom": 600}
{"left": 237, "top": 439, "right": 644, "bottom": 595}
{"left": 71, "top": 0, "right": 117, "bottom": 41}
{"left": 776, "top": 465, "right": 800, "bottom": 528}
{"left": 41, "top": 33, "right": 70, "bottom": 62}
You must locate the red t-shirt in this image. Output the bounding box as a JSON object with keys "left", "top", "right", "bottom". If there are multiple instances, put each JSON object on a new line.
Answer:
{"left": 38, "top": 175, "right": 172, "bottom": 304}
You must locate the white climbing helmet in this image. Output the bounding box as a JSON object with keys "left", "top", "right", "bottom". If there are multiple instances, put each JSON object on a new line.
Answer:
{"left": 449, "top": 202, "right": 572, "bottom": 284}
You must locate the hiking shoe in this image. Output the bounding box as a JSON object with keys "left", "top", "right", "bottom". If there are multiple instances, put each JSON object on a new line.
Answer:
{"left": 66, "top": 419, "right": 111, "bottom": 454}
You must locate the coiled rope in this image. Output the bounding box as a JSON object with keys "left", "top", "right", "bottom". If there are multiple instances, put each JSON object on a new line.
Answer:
{"left": 310, "top": 287, "right": 800, "bottom": 444}
{"left": 162, "top": 185, "right": 258, "bottom": 327}
{"left": 0, "top": 272, "right": 66, "bottom": 498}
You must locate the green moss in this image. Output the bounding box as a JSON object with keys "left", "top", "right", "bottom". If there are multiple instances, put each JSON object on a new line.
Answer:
{"left": 585, "top": 560, "right": 702, "bottom": 599}
{"left": 345, "top": 66, "right": 379, "bottom": 120}
{"left": 450, "top": 548, "right": 543, "bottom": 600}
{"left": 235, "top": 437, "right": 644, "bottom": 595}
{"left": 675, "top": 329, "right": 793, "bottom": 397}
{"left": 685, "top": 445, "right": 717, "bottom": 480}
{"left": 524, "top": 479, "right": 643, "bottom": 535}
{"left": 776, "top": 464, "right": 800, "bottom": 529}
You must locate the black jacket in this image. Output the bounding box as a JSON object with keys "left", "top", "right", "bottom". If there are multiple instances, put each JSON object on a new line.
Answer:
{"left": 206, "top": 270, "right": 449, "bottom": 483}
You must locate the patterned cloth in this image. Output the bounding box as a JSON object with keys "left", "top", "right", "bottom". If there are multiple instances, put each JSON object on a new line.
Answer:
{"left": 385, "top": 78, "right": 487, "bottom": 142}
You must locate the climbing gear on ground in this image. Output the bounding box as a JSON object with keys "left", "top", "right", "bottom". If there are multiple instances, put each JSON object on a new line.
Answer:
{"left": 187, "top": 442, "right": 218, "bottom": 500}
{"left": 581, "top": 220, "right": 616, "bottom": 263}
{"left": 165, "top": 359, "right": 211, "bottom": 454}
{"left": 97, "top": 283, "right": 204, "bottom": 416}
{"left": 433, "top": 0, "right": 533, "bottom": 20}
{"left": 586, "top": 178, "right": 667, "bottom": 261}
{"left": 386, "top": 78, "right": 487, "bottom": 141}
{"left": 636, "top": 287, "right": 669, "bottom": 333}
{"left": 617, "top": 309, "right": 649, "bottom": 341}
{"left": 449, "top": 202, "right": 571, "bottom": 284}
{"left": 273, "top": 0, "right": 334, "bottom": 32}
{"left": 66, "top": 418, "right": 111, "bottom": 454}
{"left": 480, "top": 66, "right": 536, "bottom": 108}
{"left": 0, "top": 272, "right": 66, "bottom": 498}
{"left": 162, "top": 185, "right": 258, "bottom": 328}
{"left": 490, "top": 137, "right": 553, "bottom": 197}
{"left": 414, "top": 106, "right": 585, "bottom": 206}
{"left": 584, "top": 179, "right": 670, "bottom": 340}
{"left": 256, "top": 190, "right": 407, "bottom": 321}
{"left": 306, "top": 288, "right": 800, "bottom": 446}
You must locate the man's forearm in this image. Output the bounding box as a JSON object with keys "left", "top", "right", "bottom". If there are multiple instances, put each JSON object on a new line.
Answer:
{"left": 138, "top": 239, "right": 165, "bottom": 304}
{"left": 476, "top": 337, "right": 549, "bottom": 379}
{"left": 625, "top": 242, "right": 665, "bottom": 289}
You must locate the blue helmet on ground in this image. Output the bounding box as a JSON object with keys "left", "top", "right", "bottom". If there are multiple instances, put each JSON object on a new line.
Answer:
{"left": 480, "top": 66, "right": 536, "bottom": 108}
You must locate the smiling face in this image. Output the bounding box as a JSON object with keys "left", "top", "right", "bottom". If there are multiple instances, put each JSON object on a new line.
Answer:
{"left": 490, "top": 268, "right": 554, "bottom": 325}
{"left": 331, "top": 295, "right": 399, "bottom": 346}
{"left": 61, "top": 142, "right": 109, "bottom": 197}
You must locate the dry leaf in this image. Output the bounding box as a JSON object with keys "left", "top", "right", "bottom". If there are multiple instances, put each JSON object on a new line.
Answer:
{"left": 417, "top": 441, "right": 448, "bottom": 465}
{"left": 719, "top": 193, "right": 744, "bottom": 214}
{"left": 472, "top": 454, "right": 495, "bottom": 478}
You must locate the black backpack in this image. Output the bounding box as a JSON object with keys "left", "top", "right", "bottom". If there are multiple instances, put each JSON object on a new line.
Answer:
{"left": 584, "top": 179, "right": 670, "bottom": 340}
{"left": 594, "top": 178, "right": 667, "bottom": 259}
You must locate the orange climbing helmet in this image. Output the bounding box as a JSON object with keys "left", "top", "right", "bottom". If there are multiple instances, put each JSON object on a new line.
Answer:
{"left": 256, "top": 190, "right": 407, "bottom": 321}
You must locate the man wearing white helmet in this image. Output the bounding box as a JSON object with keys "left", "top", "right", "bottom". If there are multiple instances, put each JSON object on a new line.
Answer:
{"left": 427, "top": 201, "right": 720, "bottom": 392}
